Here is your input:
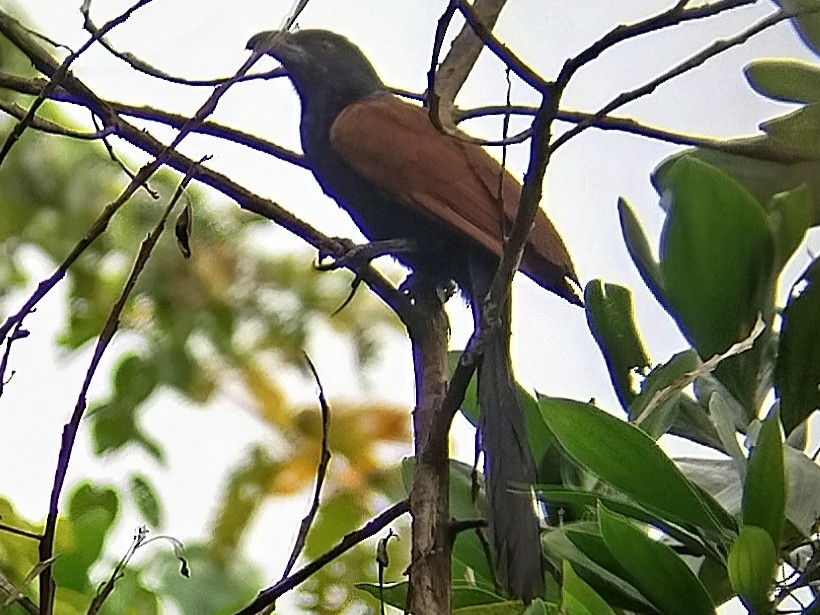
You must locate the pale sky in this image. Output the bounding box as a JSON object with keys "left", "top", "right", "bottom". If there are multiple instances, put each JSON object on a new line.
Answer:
{"left": 1, "top": 1, "right": 817, "bottom": 613}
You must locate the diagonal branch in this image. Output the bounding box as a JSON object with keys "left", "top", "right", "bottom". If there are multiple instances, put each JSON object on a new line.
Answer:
{"left": 0, "top": 0, "right": 154, "bottom": 166}
{"left": 551, "top": 5, "right": 815, "bottom": 152}
{"left": 234, "top": 499, "right": 410, "bottom": 615}
{"left": 558, "top": 0, "right": 757, "bottom": 85}
{"left": 37, "top": 159, "right": 200, "bottom": 615}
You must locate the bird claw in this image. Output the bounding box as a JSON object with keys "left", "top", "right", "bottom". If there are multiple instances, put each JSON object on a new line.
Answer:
{"left": 316, "top": 237, "right": 418, "bottom": 271}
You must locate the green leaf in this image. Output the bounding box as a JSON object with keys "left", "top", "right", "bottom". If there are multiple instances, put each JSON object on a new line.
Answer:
{"left": 775, "top": 257, "right": 820, "bottom": 434}
{"left": 617, "top": 197, "right": 665, "bottom": 303}
{"left": 783, "top": 445, "right": 820, "bottom": 536}
{"left": 539, "top": 487, "right": 711, "bottom": 557}
{"left": 583, "top": 280, "right": 650, "bottom": 411}
{"left": 128, "top": 473, "right": 164, "bottom": 528}
{"left": 707, "top": 392, "right": 747, "bottom": 478}
{"left": 658, "top": 156, "right": 775, "bottom": 355}
{"left": 745, "top": 58, "right": 820, "bottom": 104}
{"left": 112, "top": 353, "right": 158, "bottom": 407}
{"left": 598, "top": 504, "right": 715, "bottom": 615}
{"left": 767, "top": 184, "right": 814, "bottom": 273}
{"left": 539, "top": 398, "right": 733, "bottom": 535}
{"left": 629, "top": 350, "right": 700, "bottom": 439}
{"left": 762, "top": 103, "right": 820, "bottom": 158}
{"left": 157, "top": 543, "right": 264, "bottom": 613}
{"left": 774, "top": 0, "right": 820, "bottom": 56}
{"left": 698, "top": 557, "right": 734, "bottom": 607}
{"left": 727, "top": 525, "right": 777, "bottom": 613}
{"left": 542, "top": 525, "right": 656, "bottom": 613}
{"left": 356, "top": 580, "right": 528, "bottom": 612}
{"left": 657, "top": 156, "right": 775, "bottom": 409}
{"left": 52, "top": 483, "right": 119, "bottom": 592}
{"left": 743, "top": 408, "right": 786, "bottom": 547}
{"left": 561, "top": 561, "right": 617, "bottom": 615}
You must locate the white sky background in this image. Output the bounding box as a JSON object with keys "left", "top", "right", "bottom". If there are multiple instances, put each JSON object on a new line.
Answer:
{"left": 0, "top": 0, "right": 818, "bottom": 612}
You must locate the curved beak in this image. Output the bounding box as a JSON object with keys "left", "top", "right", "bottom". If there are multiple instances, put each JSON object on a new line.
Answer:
{"left": 246, "top": 30, "right": 304, "bottom": 63}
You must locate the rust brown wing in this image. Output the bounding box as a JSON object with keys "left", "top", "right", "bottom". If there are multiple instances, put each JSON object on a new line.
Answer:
{"left": 329, "top": 96, "right": 579, "bottom": 304}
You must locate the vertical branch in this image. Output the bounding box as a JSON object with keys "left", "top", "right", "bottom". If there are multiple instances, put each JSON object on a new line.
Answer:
{"left": 405, "top": 285, "right": 452, "bottom": 615}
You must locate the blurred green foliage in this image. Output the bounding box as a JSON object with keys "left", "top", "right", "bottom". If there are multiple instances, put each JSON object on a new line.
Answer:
{"left": 0, "top": 17, "right": 409, "bottom": 614}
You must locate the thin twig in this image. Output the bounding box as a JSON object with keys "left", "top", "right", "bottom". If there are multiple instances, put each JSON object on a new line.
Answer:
{"left": 280, "top": 354, "right": 332, "bottom": 579}
{"left": 552, "top": 6, "right": 814, "bottom": 152}
{"left": 0, "top": 99, "right": 114, "bottom": 139}
{"left": 558, "top": 0, "right": 757, "bottom": 85}
{"left": 456, "top": 104, "right": 815, "bottom": 164}
{"left": 0, "top": 0, "right": 154, "bottom": 166}
{"left": 0, "top": 71, "right": 307, "bottom": 168}
{"left": 80, "top": 3, "right": 287, "bottom": 87}
{"left": 37, "top": 160, "right": 202, "bottom": 615}
{"left": 0, "top": 320, "right": 28, "bottom": 397}
{"left": 454, "top": 0, "right": 549, "bottom": 93}
{"left": 0, "top": 521, "right": 42, "bottom": 541}
{"left": 234, "top": 499, "right": 410, "bottom": 615}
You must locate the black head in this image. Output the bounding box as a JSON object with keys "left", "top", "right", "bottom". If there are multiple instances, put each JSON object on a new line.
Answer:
{"left": 247, "top": 29, "right": 386, "bottom": 108}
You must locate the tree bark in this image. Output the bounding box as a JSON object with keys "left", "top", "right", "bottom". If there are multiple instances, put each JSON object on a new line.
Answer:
{"left": 407, "top": 284, "right": 452, "bottom": 615}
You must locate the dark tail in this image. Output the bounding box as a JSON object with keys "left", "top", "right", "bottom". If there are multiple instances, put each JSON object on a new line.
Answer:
{"left": 468, "top": 259, "right": 545, "bottom": 602}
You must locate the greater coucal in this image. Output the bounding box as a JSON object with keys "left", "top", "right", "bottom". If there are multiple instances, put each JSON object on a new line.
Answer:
{"left": 247, "top": 29, "right": 580, "bottom": 601}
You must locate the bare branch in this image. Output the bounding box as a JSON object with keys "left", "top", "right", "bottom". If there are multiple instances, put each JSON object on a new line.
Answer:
{"left": 0, "top": 73, "right": 307, "bottom": 165}
{"left": 37, "top": 160, "right": 201, "bottom": 614}
{"left": 234, "top": 500, "right": 410, "bottom": 615}
{"left": 456, "top": 104, "right": 815, "bottom": 164}
{"left": 558, "top": 0, "right": 757, "bottom": 85}
{"left": 552, "top": 6, "right": 813, "bottom": 152}
{"left": 0, "top": 0, "right": 154, "bottom": 166}
{"left": 279, "top": 354, "right": 333, "bottom": 579}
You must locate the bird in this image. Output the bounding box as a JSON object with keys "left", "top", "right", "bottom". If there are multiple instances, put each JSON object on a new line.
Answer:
{"left": 246, "top": 28, "right": 581, "bottom": 602}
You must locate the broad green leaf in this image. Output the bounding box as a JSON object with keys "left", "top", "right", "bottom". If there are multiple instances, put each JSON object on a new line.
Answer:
{"left": 583, "top": 280, "right": 650, "bottom": 411}
{"left": 727, "top": 525, "right": 777, "bottom": 613}
{"left": 745, "top": 58, "right": 820, "bottom": 103}
{"left": 539, "top": 398, "right": 733, "bottom": 535}
{"left": 654, "top": 146, "right": 820, "bottom": 229}
{"left": 52, "top": 483, "right": 119, "bottom": 592}
{"left": 561, "top": 561, "right": 616, "bottom": 615}
{"left": 707, "top": 392, "right": 747, "bottom": 478}
{"left": 762, "top": 103, "right": 820, "bottom": 157}
{"left": 774, "top": 0, "right": 820, "bottom": 56}
{"left": 698, "top": 557, "right": 734, "bottom": 607}
{"left": 598, "top": 504, "right": 715, "bottom": 615}
{"left": 157, "top": 544, "right": 264, "bottom": 614}
{"left": 539, "top": 487, "right": 710, "bottom": 557}
{"left": 617, "top": 197, "right": 665, "bottom": 303}
{"left": 520, "top": 599, "right": 558, "bottom": 615}
{"left": 112, "top": 353, "right": 158, "bottom": 407}
{"left": 743, "top": 408, "right": 786, "bottom": 547}
{"left": 767, "top": 185, "right": 814, "bottom": 273}
{"left": 775, "top": 257, "right": 820, "bottom": 434}
{"left": 94, "top": 569, "right": 160, "bottom": 615}
{"left": 542, "top": 525, "right": 656, "bottom": 613}
{"left": 356, "top": 580, "right": 524, "bottom": 612}
{"left": 129, "top": 473, "right": 164, "bottom": 528}
{"left": 784, "top": 445, "right": 820, "bottom": 536}
{"left": 658, "top": 156, "right": 775, "bottom": 355}
{"left": 629, "top": 350, "right": 700, "bottom": 439}
{"left": 657, "top": 156, "right": 775, "bottom": 409}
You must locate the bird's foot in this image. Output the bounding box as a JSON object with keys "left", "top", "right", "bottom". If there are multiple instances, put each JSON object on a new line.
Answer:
{"left": 316, "top": 237, "right": 418, "bottom": 271}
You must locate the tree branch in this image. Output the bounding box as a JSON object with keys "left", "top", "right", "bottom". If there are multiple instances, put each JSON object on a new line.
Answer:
{"left": 552, "top": 5, "right": 814, "bottom": 151}
{"left": 234, "top": 499, "right": 410, "bottom": 615}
